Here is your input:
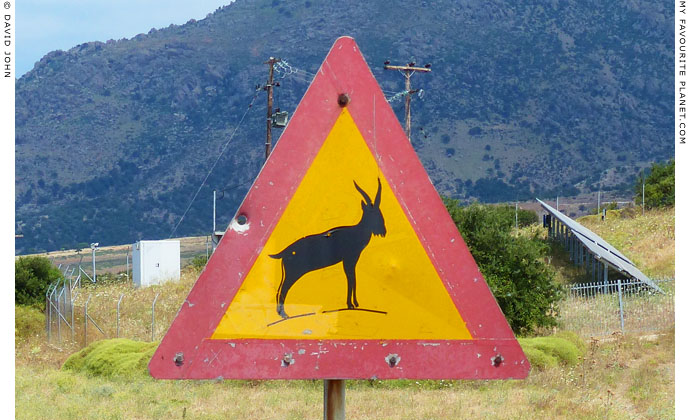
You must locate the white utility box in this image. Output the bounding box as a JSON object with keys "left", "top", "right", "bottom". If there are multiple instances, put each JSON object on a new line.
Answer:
{"left": 132, "top": 240, "right": 180, "bottom": 287}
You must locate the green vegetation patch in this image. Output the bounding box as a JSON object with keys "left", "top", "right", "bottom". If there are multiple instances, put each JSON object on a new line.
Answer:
{"left": 518, "top": 335, "right": 584, "bottom": 371}
{"left": 520, "top": 345, "right": 559, "bottom": 370}
{"left": 553, "top": 330, "right": 587, "bottom": 353}
{"left": 444, "top": 199, "right": 563, "bottom": 334}
{"left": 15, "top": 255, "right": 63, "bottom": 307}
{"left": 635, "top": 159, "right": 674, "bottom": 208}
{"left": 62, "top": 338, "right": 158, "bottom": 378}
{"left": 15, "top": 305, "right": 45, "bottom": 343}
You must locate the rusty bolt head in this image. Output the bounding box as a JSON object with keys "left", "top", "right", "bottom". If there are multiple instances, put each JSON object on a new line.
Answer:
{"left": 174, "top": 352, "right": 184, "bottom": 366}
{"left": 281, "top": 352, "right": 294, "bottom": 367}
{"left": 491, "top": 354, "right": 504, "bottom": 367}
{"left": 385, "top": 353, "right": 401, "bottom": 368}
{"left": 337, "top": 93, "right": 350, "bottom": 107}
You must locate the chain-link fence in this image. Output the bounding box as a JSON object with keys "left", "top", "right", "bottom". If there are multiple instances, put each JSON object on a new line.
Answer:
{"left": 560, "top": 277, "right": 674, "bottom": 337}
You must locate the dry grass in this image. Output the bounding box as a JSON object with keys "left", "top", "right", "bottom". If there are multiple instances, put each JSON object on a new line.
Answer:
{"left": 577, "top": 207, "right": 674, "bottom": 278}
{"left": 15, "top": 330, "right": 674, "bottom": 419}
{"left": 17, "top": 267, "right": 199, "bottom": 369}
{"left": 559, "top": 281, "right": 674, "bottom": 337}
{"left": 16, "top": 271, "right": 674, "bottom": 419}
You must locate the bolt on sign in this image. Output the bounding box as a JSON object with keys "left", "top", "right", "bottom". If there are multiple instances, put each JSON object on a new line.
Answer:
{"left": 149, "top": 37, "right": 530, "bottom": 380}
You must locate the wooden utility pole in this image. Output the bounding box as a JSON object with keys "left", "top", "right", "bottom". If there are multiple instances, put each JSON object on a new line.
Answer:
{"left": 383, "top": 62, "right": 431, "bottom": 140}
{"left": 264, "top": 57, "right": 282, "bottom": 160}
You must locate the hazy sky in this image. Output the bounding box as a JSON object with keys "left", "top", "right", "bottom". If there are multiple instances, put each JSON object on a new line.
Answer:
{"left": 17, "top": 0, "right": 233, "bottom": 77}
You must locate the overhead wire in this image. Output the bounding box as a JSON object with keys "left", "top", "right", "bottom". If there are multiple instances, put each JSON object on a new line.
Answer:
{"left": 170, "top": 55, "right": 407, "bottom": 238}
{"left": 168, "top": 88, "right": 262, "bottom": 238}
{"left": 274, "top": 60, "right": 316, "bottom": 83}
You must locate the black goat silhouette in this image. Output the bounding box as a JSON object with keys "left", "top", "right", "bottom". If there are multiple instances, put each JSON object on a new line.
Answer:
{"left": 270, "top": 179, "right": 387, "bottom": 319}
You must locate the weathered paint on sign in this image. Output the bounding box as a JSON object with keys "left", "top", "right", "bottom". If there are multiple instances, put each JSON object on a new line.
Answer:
{"left": 149, "top": 36, "right": 530, "bottom": 380}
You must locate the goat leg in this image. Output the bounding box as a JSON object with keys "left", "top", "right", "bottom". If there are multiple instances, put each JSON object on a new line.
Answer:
{"left": 343, "top": 260, "right": 359, "bottom": 309}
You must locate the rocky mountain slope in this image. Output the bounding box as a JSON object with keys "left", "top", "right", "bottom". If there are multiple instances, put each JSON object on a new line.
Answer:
{"left": 15, "top": 0, "right": 674, "bottom": 253}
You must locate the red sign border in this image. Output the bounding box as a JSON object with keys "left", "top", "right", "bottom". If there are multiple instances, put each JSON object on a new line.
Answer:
{"left": 149, "top": 36, "right": 530, "bottom": 380}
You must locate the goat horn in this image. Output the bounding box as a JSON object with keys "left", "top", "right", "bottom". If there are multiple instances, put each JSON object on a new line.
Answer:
{"left": 353, "top": 181, "right": 372, "bottom": 205}
{"left": 374, "top": 178, "right": 382, "bottom": 207}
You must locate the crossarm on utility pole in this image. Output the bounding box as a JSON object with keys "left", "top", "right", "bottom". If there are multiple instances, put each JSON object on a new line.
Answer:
{"left": 383, "top": 63, "right": 431, "bottom": 141}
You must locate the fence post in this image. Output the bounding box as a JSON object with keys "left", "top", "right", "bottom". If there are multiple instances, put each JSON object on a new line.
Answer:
{"left": 57, "top": 286, "right": 63, "bottom": 342}
{"left": 45, "top": 282, "right": 56, "bottom": 343}
{"left": 617, "top": 279, "right": 624, "bottom": 333}
{"left": 603, "top": 262, "right": 608, "bottom": 284}
{"left": 71, "top": 294, "right": 75, "bottom": 342}
{"left": 117, "top": 294, "right": 124, "bottom": 338}
{"left": 151, "top": 293, "right": 160, "bottom": 342}
{"left": 84, "top": 294, "right": 91, "bottom": 347}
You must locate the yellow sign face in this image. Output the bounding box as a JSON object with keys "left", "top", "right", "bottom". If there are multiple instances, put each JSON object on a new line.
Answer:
{"left": 211, "top": 109, "right": 472, "bottom": 340}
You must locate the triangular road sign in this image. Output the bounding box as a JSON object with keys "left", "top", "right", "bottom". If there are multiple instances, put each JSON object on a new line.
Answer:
{"left": 150, "top": 37, "right": 530, "bottom": 380}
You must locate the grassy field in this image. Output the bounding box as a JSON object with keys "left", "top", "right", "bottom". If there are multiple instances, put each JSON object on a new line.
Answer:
{"left": 15, "top": 330, "right": 674, "bottom": 419}
{"left": 15, "top": 207, "right": 675, "bottom": 419}
{"left": 16, "top": 267, "right": 675, "bottom": 419}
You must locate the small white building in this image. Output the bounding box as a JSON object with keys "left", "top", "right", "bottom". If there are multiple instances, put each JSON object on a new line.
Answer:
{"left": 132, "top": 240, "right": 180, "bottom": 287}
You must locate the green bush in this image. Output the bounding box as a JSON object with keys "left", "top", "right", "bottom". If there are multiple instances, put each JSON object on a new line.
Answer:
{"left": 189, "top": 254, "right": 209, "bottom": 271}
{"left": 492, "top": 204, "right": 539, "bottom": 227}
{"left": 15, "top": 256, "right": 63, "bottom": 307}
{"left": 62, "top": 338, "right": 159, "bottom": 378}
{"left": 15, "top": 305, "right": 45, "bottom": 343}
{"left": 518, "top": 335, "right": 584, "bottom": 370}
{"left": 520, "top": 344, "right": 559, "bottom": 370}
{"left": 444, "top": 199, "right": 563, "bottom": 334}
{"left": 636, "top": 159, "right": 674, "bottom": 208}
{"left": 553, "top": 330, "right": 587, "bottom": 353}
{"left": 524, "top": 337, "right": 581, "bottom": 365}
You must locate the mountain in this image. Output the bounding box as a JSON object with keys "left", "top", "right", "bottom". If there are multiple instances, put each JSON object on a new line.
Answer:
{"left": 15, "top": 0, "right": 674, "bottom": 254}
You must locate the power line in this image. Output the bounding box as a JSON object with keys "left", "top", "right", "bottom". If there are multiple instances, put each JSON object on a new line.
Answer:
{"left": 386, "top": 89, "right": 424, "bottom": 103}
{"left": 274, "top": 60, "right": 316, "bottom": 83}
{"left": 168, "top": 90, "right": 261, "bottom": 239}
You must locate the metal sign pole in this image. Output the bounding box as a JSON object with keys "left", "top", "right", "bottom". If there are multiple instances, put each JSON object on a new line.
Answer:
{"left": 323, "top": 379, "right": 345, "bottom": 420}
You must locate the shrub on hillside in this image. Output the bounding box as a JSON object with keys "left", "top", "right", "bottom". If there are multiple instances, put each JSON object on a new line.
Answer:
{"left": 15, "top": 256, "right": 63, "bottom": 307}
{"left": 518, "top": 335, "right": 584, "bottom": 370}
{"left": 15, "top": 305, "right": 45, "bottom": 343}
{"left": 636, "top": 159, "right": 674, "bottom": 208}
{"left": 492, "top": 204, "right": 539, "bottom": 227}
{"left": 62, "top": 339, "right": 158, "bottom": 378}
{"left": 444, "top": 199, "right": 563, "bottom": 334}
{"left": 188, "top": 254, "right": 209, "bottom": 272}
